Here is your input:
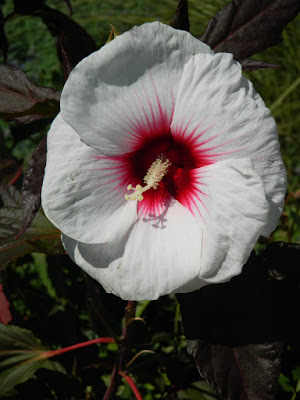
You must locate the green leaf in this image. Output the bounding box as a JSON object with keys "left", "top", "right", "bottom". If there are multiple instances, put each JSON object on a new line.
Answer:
{"left": 0, "top": 325, "right": 67, "bottom": 395}
{"left": 178, "top": 388, "right": 216, "bottom": 400}
{"left": 0, "top": 323, "right": 45, "bottom": 351}
{"left": 193, "top": 381, "right": 219, "bottom": 398}
{"left": 42, "top": 360, "right": 67, "bottom": 374}
{"left": 279, "top": 373, "right": 294, "bottom": 393}
{"left": 0, "top": 353, "right": 42, "bottom": 370}
{"left": 0, "top": 324, "right": 48, "bottom": 395}
{"left": 32, "top": 253, "right": 57, "bottom": 299}
{"left": 0, "top": 186, "right": 64, "bottom": 270}
{"left": 0, "top": 358, "right": 47, "bottom": 395}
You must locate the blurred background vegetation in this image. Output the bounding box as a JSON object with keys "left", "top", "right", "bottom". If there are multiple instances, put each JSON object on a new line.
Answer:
{"left": 0, "top": 0, "right": 299, "bottom": 398}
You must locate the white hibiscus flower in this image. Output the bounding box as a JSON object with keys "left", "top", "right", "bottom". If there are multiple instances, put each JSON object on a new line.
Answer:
{"left": 41, "top": 22, "right": 286, "bottom": 300}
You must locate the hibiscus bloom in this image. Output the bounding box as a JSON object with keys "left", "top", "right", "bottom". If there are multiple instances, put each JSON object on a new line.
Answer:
{"left": 41, "top": 22, "right": 286, "bottom": 300}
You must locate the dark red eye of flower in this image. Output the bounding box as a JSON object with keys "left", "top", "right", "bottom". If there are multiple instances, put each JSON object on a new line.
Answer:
{"left": 123, "top": 132, "right": 213, "bottom": 217}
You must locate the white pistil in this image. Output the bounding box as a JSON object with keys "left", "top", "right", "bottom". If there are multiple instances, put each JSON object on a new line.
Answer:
{"left": 125, "top": 156, "right": 171, "bottom": 201}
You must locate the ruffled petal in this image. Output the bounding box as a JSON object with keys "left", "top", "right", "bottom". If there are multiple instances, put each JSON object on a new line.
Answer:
{"left": 62, "top": 197, "right": 203, "bottom": 300}
{"left": 171, "top": 52, "right": 286, "bottom": 235}
{"left": 176, "top": 158, "right": 270, "bottom": 289}
{"left": 60, "top": 22, "right": 212, "bottom": 155}
{"left": 41, "top": 115, "right": 137, "bottom": 243}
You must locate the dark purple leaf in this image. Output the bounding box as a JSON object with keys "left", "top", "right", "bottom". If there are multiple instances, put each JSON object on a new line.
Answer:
{"left": 0, "top": 63, "right": 60, "bottom": 123}
{"left": 170, "top": 0, "right": 190, "bottom": 32}
{"left": 63, "top": 0, "right": 72, "bottom": 17}
{"left": 60, "top": 32, "right": 73, "bottom": 81}
{"left": 11, "top": 1, "right": 97, "bottom": 79}
{"left": 38, "top": 6, "right": 97, "bottom": 78}
{"left": 200, "top": 0, "right": 300, "bottom": 60}
{"left": 241, "top": 59, "right": 280, "bottom": 71}
{"left": 16, "top": 136, "right": 47, "bottom": 238}
{"left": 187, "top": 340, "right": 283, "bottom": 400}
{"left": 0, "top": 186, "right": 63, "bottom": 270}
{"left": 12, "top": 0, "right": 45, "bottom": 14}
{"left": 178, "top": 245, "right": 300, "bottom": 399}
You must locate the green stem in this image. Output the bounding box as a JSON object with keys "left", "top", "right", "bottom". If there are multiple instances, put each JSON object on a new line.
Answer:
{"left": 269, "top": 76, "right": 300, "bottom": 114}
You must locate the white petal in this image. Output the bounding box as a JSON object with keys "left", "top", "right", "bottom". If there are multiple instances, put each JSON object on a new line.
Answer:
{"left": 171, "top": 52, "right": 286, "bottom": 235}
{"left": 41, "top": 115, "right": 137, "bottom": 243}
{"left": 62, "top": 198, "right": 203, "bottom": 300}
{"left": 179, "top": 158, "right": 270, "bottom": 287}
{"left": 60, "top": 22, "right": 213, "bottom": 155}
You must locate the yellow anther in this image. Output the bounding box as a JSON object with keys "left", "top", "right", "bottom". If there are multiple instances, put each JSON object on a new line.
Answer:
{"left": 144, "top": 156, "right": 171, "bottom": 189}
{"left": 125, "top": 155, "right": 171, "bottom": 202}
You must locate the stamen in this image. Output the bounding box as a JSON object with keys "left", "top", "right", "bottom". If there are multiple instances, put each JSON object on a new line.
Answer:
{"left": 125, "top": 155, "right": 171, "bottom": 201}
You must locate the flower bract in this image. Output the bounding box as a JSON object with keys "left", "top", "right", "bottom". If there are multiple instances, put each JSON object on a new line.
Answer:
{"left": 41, "top": 22, "right": 286, "bottom": 300}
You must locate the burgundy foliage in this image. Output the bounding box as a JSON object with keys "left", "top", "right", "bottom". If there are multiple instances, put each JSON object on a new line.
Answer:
{"left": 63, "top": 0, "right": 73, "bottom": 17}
{"left": 200, "top": 0, "right": 300, "bottom": 60}
{"left": 188, "top": 340, "right": 283, "bottom": 400}
{"left": 178, "top": 244, "right": 300, "bottom": 399}
{"left": 0, "top": 186, "right": 63, "bottom": 270}
{"left": 241, "top": 59, "right": 280, "bottom": 71}
{"left": 0, "top": 64, "right": 60, "bottom": 123}
{"left": 16, "top": 136, "right": 47, "bottom": 239}
{"left": 10, "top": 0, "right": 97, "bottom": 80}
{"left": 0, "top": 284, "right": 12, "bottom": 324}
{"left": 170, "top": 0, "right": 190, "bottom": 32}
{"left": 38, "top": 6, "right": 97, "bottom": 80}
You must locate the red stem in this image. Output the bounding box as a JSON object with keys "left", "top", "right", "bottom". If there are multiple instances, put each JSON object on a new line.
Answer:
{"left": 119, "top": 371, "right": 143, "bottom": 400}
{"left": 43, "top": 337, "right": 115, "bottom": 359}
{"left": 8, "top": 166, "right": 22, "bottom": 186}
{"left": 103, "top": 360, "right": 119, "bottom": 400}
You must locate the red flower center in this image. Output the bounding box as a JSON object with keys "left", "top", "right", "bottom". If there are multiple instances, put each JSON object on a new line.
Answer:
{"left": 124, "top": 132, "right": 211, "bottom": 216}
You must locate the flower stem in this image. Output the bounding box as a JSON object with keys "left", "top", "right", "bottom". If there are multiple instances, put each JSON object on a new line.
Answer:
{"left": 103, "top": 301, "right": 137, "bottom": 400}
{"left": 119, "top": 371, "right": 143, "bottom": 400}
{"left": 103, "top": 360, "right": 119, "bottom": 400}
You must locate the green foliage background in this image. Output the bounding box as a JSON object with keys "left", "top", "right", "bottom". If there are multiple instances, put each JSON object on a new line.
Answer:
{"left": 0, "top": 0, "right": 299, "bottom": 398}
